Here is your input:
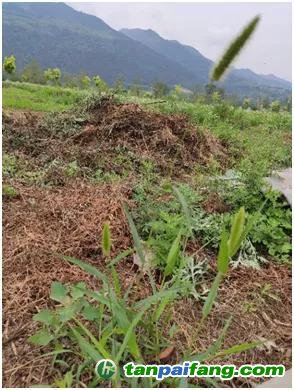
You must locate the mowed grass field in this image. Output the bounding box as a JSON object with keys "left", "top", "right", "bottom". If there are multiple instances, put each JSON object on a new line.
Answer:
{"left": 3, "top": 81, "right": 87, "bottom": 111}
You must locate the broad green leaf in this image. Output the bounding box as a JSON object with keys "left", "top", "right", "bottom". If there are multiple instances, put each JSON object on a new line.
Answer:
{"left": 228, "top": 207, "right": 246, "bottom": 257}
{"left": 211, "top": 16, "right": 260, "bottom": 81}
{"left": 82, "top": 303, "right": 100, "bottom": 321}
{"left": 29, "top": 329, "right": 54, "bottom": 346}
{"left": 217, "top": 229, "right": 230, "bottom": 274}
{"left": 58, "top": 301, "right": 83, "bottom": 322}
{"left": 202, "top": 272, "right": 223, "bottom": 319}
{"left": 61, "top": 255, "right": 108, "bottom": 285}
{"left": 71, "top": 282, "right": 86, "bottom": 300}
{"left": 33, "top": 309, "right": 54, "bottom": 326}
{"left": 50, "top": 282, "right": 68, "bottom": 304}
{"left": 102, "top": 222, "right": 111, "bottom": 257}
{"left": 164, "top": 231, "right": 182, "bottom": 276}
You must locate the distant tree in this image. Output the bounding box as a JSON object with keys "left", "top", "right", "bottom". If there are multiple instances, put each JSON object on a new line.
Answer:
{"left": 129, "top": 77, "right": 142, "bottom": 97}
{"left": 81, "top": 75, "right": 91, "bottom": 89}
{"left": 93, "top": 75, "right": 108, "bottom": 92}
{"left": 284, "top": 97, "right": 291, "bottom": 112}
{"left": 44, "top": 67, "right": 61, "bottom": 85}
{"left": 62, "top": 72, "right": 79, "bottom": 88}
{"left": 242, "top": 98, "right": 251, "bottom": 110}
{"left": 21, "top": 59, "right": 44, "bottom": 84}
{"left": 205, "top": 82, "right": 218, "bottom": 97}
{"left": 261, "top": 97, "right": 270, "bottom": 109}
{"left": 270, "top": 100, "right": 281, "bottom": 112}
{"left": 113, "top": 75, "right": 125, "bottom": 94}
{"left": 152, "top": 81, "right": 169, "bottom": 98}
{"left": 3, "top": 55, "right": 16, "bottom": 74}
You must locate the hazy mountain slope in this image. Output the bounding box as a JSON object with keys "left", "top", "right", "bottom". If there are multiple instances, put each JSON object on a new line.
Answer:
{"left": 121, "top": 28, "right": 213, "bottom": 85}
{"left": 3, "top": 2, "right": 197, "bottom": 87}
{"left": 121, "top": 28, "right": 291, "bottom": 94}
{"left": 3, "top": 2, "right": 291, "bottom": 100}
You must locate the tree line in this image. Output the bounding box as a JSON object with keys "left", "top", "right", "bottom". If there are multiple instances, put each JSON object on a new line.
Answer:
{"left": 3, "top": 55, "right": 291, "bottom": 112}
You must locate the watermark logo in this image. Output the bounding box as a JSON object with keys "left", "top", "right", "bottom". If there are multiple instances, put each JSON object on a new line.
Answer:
{"left": 95, "top": 359, "right": 117, "bottom": 379}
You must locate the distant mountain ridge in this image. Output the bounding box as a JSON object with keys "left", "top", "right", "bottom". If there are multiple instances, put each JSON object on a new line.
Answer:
{"left": 3, "top": 2, "right": 291, "bottom": 100}
{"left": 121, "top": 28, "right": 291, "bottom": 94}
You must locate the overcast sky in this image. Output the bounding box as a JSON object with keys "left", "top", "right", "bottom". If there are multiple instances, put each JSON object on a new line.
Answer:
{"left": 69, "top": 2, "right": 292, "bottom": 81}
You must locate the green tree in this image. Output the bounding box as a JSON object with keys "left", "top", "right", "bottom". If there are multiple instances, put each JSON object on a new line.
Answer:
{"left": 3, "top": 55, "right": 16, "bottom": 74}
{"left": 285, "top": 97, "right": 292, "bottom": 112}
{"left": 81, "top": 75, "right": 91, "bottom": 89}
{"left": 129, "top": 77, "right": 142, "bottom": 97}
{"left": 21, "top": 59, "right": 44, "bottom": 84}
{"left": 92, "top": 75, "right": 108, "bottom": 92}
{"left": 44, "top": 68, "right": 61, "bottom": 85}
{"left": 113, "top": 75, "right": 125, "bottom": 94}
{"left": 152, "top": 81, "right": 169, "bottom": 98}
{"left": 270, "top": 100, "right": 281, "bottom": 112}
{"left": 242, "top": 98, "right": 251, "bottom": 109}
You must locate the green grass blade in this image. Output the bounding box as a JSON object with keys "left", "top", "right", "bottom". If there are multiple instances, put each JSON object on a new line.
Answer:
{"left": 61, "top": 255, "right": 108, "bottom": 286}
{"left": 217, "top": 229, "right": 230, "bottom": 274}
{"left": 214, "top": 340, "right": 263, "bottom": 358}
{"left": 164, "top": 230, "right": 182, "bottom": 276}
{"left": 123, "top": 205, "right": 145, "bottom": 264}
{"left": 107, "top": 248, "right": 133, "bottom": 267}
{"left": 202, "top": 272, "right": 223, "bottom": 319}
{"left": 228, "top": 207, "right": 245, "bottom": 257}
{"left": 108, "top": 288, "right": 141, "bottom": 360}
{"left": 211, "top": 16, "right": 260, "bottom": 81}
{"left": 74, "top": 318, "right": 111, "bottom": 359}
{"left": 191, "top": 315, "right": 232, "bottom": 361}
{"left": 172, "top": 185, "right": 193, "bottom": 235}
{"left": 123, "top": 204, "right": 156, "bottom": 293}
{"left": 116, "top": 289, "right": 176, "bottom": 363}
{"left": 71, "top": 327, "right": 102, "bottom": 362}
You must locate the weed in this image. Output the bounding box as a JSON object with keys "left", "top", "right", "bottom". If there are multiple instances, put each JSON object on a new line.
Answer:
{"left": 29, "top": 207, "right": 260, "bottom": 387}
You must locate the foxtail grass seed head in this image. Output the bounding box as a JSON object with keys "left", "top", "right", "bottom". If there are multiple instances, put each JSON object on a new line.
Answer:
{"left": 102, "top": 222, "right": 111, "bottom": 257}
{"left": 211, "top": 16, "right": 260, "bottom": 81}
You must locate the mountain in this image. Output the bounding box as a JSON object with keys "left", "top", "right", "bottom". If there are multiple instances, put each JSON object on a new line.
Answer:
{"left": 121, "top": 28, "right": 213, "bottom": 85}
{"left": 121, "top": 28, "right": 291, "bottom": 98}
{"left": 2, "top": 2, "right": 196, "bottom": 87}
{"left": 3, "top": 2, "right": 291, "bottom": 100}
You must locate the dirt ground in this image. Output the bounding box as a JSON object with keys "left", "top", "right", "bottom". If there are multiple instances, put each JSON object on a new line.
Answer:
{"left": 2, "top": 104, "right": 292, "bottom": 388}
{"left": 3, "top": 180, "right": 292, "bottom": 388}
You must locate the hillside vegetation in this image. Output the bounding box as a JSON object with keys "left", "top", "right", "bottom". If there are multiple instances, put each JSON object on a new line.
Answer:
{"left": 3, "top": 2, "right": 291, "bottom": 101}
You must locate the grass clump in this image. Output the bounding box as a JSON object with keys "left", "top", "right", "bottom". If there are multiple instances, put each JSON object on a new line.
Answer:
{"left": 29, "top": 208, "right": 261, "bottom": 387}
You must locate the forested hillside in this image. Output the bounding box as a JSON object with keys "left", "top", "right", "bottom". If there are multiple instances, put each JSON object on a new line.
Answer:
{"left": 3, "top": 2, "right": 291, "bottom": 101}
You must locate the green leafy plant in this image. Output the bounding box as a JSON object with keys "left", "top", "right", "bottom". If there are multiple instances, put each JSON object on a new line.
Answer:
{"left": 3, "top": 54, "right": 16, "bottom": 74}
{"left": 29, "top": 207, "right": 261, "bottom": 387}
